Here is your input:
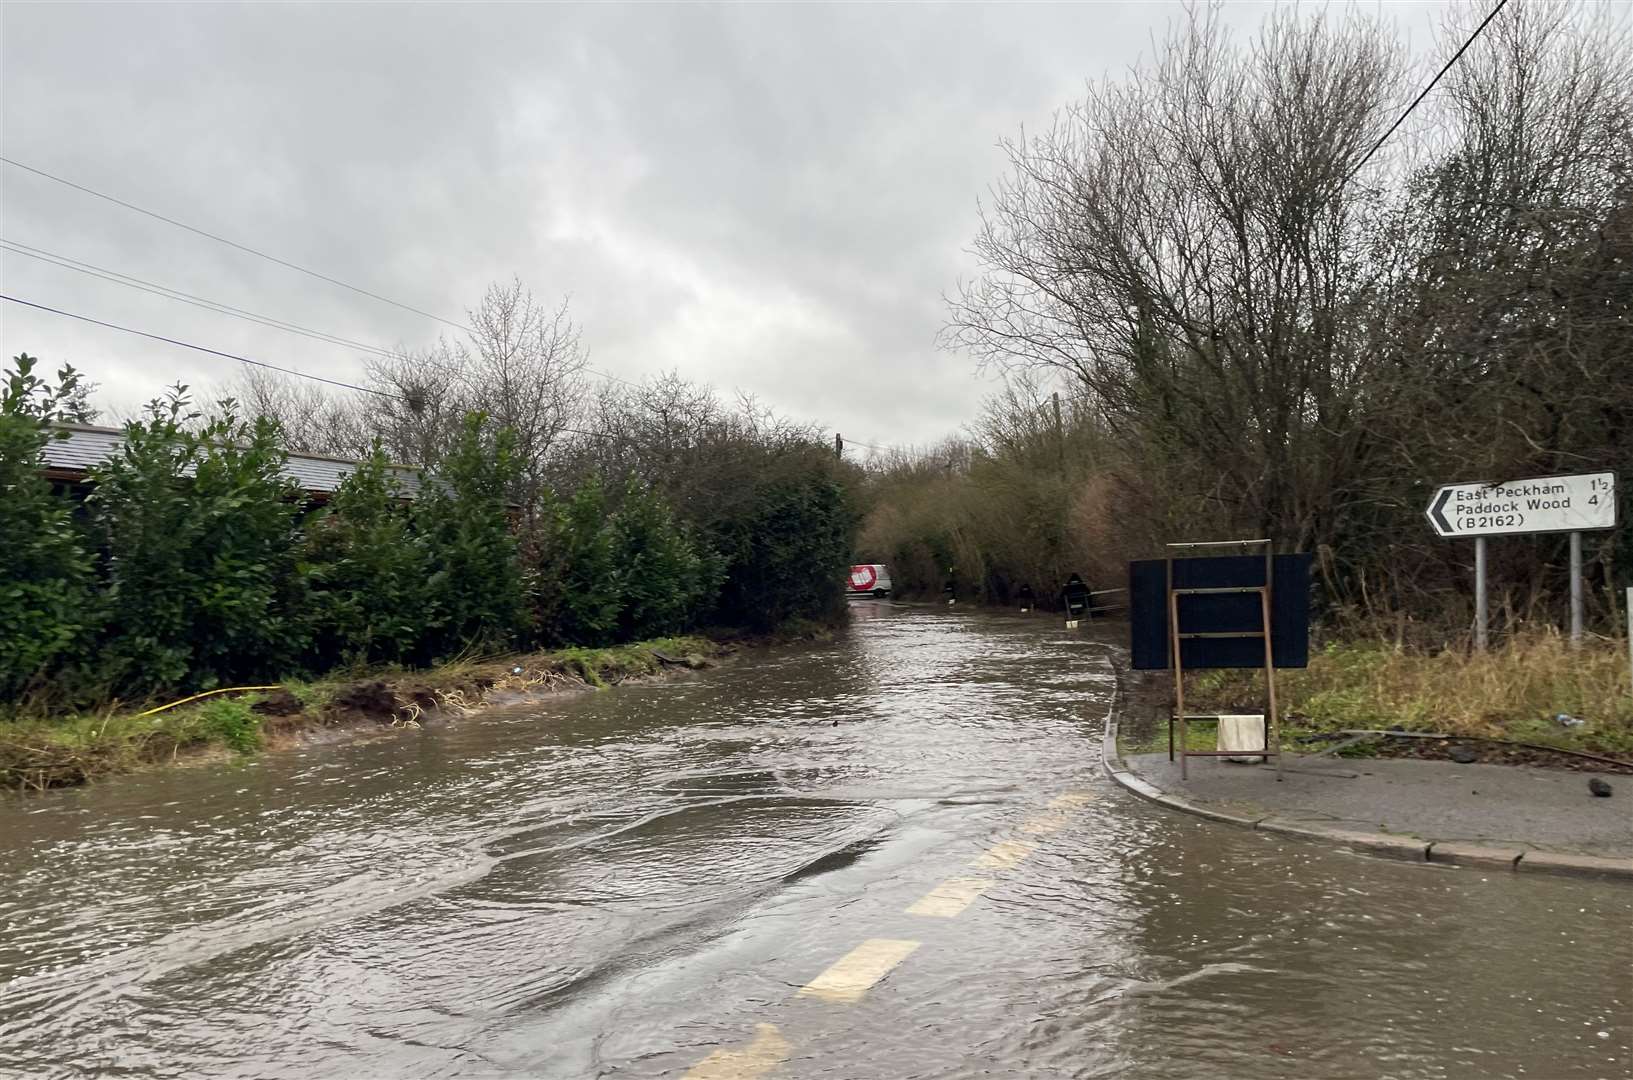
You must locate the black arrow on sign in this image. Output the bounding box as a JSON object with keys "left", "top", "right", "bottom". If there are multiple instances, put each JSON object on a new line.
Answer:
{"left": 1429, "top": 488, "right": 1454, "bottom": 535}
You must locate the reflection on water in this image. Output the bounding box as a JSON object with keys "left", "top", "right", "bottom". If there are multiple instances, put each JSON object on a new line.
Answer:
{"left": 1, "top": 603, "right": 1628, "bottom": 1079}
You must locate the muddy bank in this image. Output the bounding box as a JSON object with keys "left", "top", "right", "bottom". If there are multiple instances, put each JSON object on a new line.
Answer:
{"left": 0, "top": 636, "right": 757, "bottom": 794}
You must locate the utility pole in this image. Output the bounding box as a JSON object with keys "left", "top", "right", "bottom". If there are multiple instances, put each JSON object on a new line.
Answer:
{"left": 834, "top": 432, "right": 843, "bottom": 460}
{"left": 1051, "top": 392, "right": 1063, "bottom": 468}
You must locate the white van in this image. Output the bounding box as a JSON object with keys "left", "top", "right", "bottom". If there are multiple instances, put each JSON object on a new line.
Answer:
{"left": 845, "top": 563, "right": 893, "bottom": 599}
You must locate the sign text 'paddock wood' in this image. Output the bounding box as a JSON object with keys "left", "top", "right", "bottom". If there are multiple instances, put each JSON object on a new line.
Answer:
{"left": 1424, "top": 472, "right": 1616, "bottom": 539}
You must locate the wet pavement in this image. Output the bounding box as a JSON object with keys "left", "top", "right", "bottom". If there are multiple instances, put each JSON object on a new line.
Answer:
{"left": 1124, "top": 753, "right": 1633, "bottom": 859}
{"left": 1, "top": 603, "right": 1630, "bottom": 1079}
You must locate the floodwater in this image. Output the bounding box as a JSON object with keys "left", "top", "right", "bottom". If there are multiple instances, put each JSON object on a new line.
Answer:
{"left": 1, "top": 604, "right": 1629, "bottom": 1080}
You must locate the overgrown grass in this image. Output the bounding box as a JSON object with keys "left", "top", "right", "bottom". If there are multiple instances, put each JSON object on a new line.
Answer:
{"left": 1120, "top": 723, "right": 1231, "bottom": 756}
{"left": 280, "top": 679, "right": 332, "bottom": 710}
{"left": 0, "top": 699, "right": 267, "bottom": 791}
{"left": 193, "top": 698, "right": 263, "bottom": 753}
{"left": 548, "top": 637, "right": 706, "bottom": 688}
{"left": 1177, "top": 632, "right": 1633, "bottom": 755}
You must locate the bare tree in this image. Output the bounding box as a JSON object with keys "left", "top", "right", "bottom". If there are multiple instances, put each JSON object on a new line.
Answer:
{"left": 362, "top": 278, "right": 589, "bottom": 504}
{"left": 223, "top": 281, "right": 589, "bottom": 506}
{"left": 935, "top": 0, "right": 1630, "bottom": 629}
{"left": 1346, "top": 0, "right": 1633, "bottom": 620}
{"left": 949, "top": 5, "right": 1411, "bottom": 551}
{"left": 362, "top": 346, "right": 468, "bottom": 469}
{"left": 231, "top": 366, "right": 372, "bottom": 457}
{"left": 460, "top": 278, "right": 588, "bottom": 503}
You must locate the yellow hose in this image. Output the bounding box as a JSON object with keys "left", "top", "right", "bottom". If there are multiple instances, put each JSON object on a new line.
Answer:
{"left": 135, "top": 685, "right": 283, "bottom": 719}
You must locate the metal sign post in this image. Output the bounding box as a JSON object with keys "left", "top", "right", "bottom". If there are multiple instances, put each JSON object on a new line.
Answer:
{"left": 1426, "top": 472, "right": 1617, "bottom": 650}
{"left": 1475, "top": 536, "right": 1488, "bottom": 651}
{"left": 1570, "top": 531, "right": 1583, "bottom": 647}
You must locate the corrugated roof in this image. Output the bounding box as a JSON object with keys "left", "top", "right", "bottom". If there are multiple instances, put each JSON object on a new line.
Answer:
{"left": 41, "top": 425, "right": 124, "bottom": 473}
{"left": 42, "top": 425, "right": 428, "bottom": 500}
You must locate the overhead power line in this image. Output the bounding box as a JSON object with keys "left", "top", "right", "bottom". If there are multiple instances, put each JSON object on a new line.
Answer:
{"left": 1, "top": 293, "right": 399, "bottom": 399}
{"left": 843, "top": 437, "right": 901, "bottom": 454}
{"left": 0, "top": 292, "right": 629, "bottom": 443}
{"left": 2, "top": 292, "right": 871, "bottom": 454}
{"left": 1, "top": 156, "right": 644, "bottom": 389}
{"left": 1, "top": 238, "right": 397, "bottom": 359}
{"left": 1, "top": 155, "right": 473, "bottom": 334}
{"left": 0, "top": 236, "right": 652, "bottom": 397}
{"left": 1347, "top": 0, "right": 1510, "bottom": 182}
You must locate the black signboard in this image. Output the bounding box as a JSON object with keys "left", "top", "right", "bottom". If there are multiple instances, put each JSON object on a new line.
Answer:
{"left": 1128, "top": 553, "right": 1312, "bottom": 670}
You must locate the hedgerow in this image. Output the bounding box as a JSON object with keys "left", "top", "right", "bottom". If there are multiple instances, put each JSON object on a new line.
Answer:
{"left": 2, "top": 356, "right": 858, "bottom": 714}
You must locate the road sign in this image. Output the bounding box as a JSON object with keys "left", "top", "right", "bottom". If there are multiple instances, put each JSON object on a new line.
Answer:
{"left": 1425, "top": 472, "right": 1616, "bottom": 538}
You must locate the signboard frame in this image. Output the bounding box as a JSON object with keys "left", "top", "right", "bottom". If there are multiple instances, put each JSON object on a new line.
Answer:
{"left": 1128, "top": 553, "right": 1312, "bottom": 670}
{"left": 1129, "top": 544, "right": 1313, "bottom": 782}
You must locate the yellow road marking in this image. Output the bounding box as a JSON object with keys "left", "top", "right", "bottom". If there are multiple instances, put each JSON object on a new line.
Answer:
{"left": 679, "top": 790, "right": 1103, "bottom": 1070}
{"left": 905, "top": 876, "right": 993, "bottom": 918}
{"left": 969, "top": 838, "right": 1037, "bottom": 870}
{"left": 797, "top": 938, "right": 921, "bottom": 1003}
{"left": 1018, "top": 811, "right": 1072, "bottom": 835}
{"left": 683, "top": 1024, "right": 790, "bottom": 1080}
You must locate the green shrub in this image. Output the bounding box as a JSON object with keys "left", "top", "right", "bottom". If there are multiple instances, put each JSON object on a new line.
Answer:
{"left": 710, "top": 453, "right": 857, "bottom": 631}
{"left": 0, "top": 355, "right": 98, "bottom": 702}
{"left": 413, "top": 414, "right": 525, "bottom": 661}
{"left": 612, "top": 479, "right": 721, "bottom": 641}
{"left": 523, "top": 475, "right": 725, "bottom": 647}
{"left": 193, "top": 697, "right": 263, "bottom": 753}
{"left": 4, "top": 348, "right": 861, "bottom": 722}
{"left": 86, "top": 388, "right": 307, "bottom": 695}
{"left": 549, "top": 475, "right": 623, "bottom": 646}
{"left": 303, "top": 444, "right": 427, "bottom": 667}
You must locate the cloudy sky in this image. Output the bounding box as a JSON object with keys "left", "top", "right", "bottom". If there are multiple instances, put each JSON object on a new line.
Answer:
{"left": 2, "top": 2, "right": 1446, "bottom": 452}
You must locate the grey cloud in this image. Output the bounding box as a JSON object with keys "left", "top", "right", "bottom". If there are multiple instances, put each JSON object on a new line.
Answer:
{"left": 2, "top": 2, "right": 1443, "bottom": 445}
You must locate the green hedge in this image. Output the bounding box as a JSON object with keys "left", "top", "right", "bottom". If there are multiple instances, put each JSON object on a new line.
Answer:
{"left": 0, "top": 356, "right": 98, "bottom": 702}
{"left": 2, "top": 356, "right": 858, "bottom": 712}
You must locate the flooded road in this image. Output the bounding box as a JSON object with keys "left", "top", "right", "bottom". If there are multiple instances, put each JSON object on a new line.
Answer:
{"left": 2, "top": 604, "right": 1630, "bottom": 1079}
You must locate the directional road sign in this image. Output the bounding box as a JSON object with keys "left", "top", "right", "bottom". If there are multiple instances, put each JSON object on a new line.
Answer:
{"left": 1425, "top": 472, "right": 1617, "bottom": 538}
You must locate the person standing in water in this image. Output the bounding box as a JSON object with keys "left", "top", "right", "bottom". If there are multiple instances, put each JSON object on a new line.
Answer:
{"left": 1062, "top": 574, "right": 1091, "bottom": 621}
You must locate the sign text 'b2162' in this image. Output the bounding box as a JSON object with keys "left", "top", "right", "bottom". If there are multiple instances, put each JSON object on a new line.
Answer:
{"left": 1425, "top": 472, "right": 1616, "bottom": 538}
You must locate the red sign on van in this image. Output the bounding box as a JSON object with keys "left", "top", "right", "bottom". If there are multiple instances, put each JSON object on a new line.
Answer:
{"left": 848, "top": 564, "right": 878, "bottom": 591}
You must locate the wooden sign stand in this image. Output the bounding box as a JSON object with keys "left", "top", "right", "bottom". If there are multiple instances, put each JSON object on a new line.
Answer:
{"left": 1166, "top": 539, "right": 1282, "bottom": 781}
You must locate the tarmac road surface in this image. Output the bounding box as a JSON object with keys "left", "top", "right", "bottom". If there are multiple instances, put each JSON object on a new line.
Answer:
{"left": 2, "top": 604, "right": 1629, "bottom": 1078}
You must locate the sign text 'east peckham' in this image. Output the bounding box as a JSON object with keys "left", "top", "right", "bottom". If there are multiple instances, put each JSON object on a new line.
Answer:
{"left": 1425, "top": 472, "right": 1617, "bottom": 538}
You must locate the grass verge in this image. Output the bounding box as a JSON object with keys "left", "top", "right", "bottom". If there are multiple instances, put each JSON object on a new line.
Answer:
{"left": 0, "top": 635, "right": 728, "bottom": 794}
{"left": 1119, "top": 632, "right": 1633, "bottom": 761}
